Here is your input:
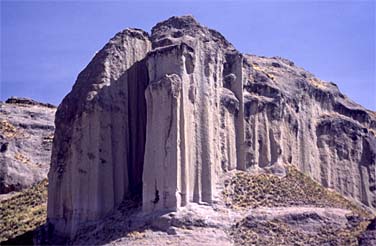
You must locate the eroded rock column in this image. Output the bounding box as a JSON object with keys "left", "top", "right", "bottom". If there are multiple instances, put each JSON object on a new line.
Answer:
{"left": 47, "top": 29, "right": 151, "bottom": 238}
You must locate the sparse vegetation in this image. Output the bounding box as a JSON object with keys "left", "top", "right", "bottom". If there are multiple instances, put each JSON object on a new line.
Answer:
{"left": 0, "top": 120, "right": 18, "bottom": 138}
{"left": 309, "top": 77, "right": 329, "bottom": 90}
{"left": 0, "top": 179, "right": 48, "bottom": 242}
{"left": 223, "top": 165, "right": 372, "bottom": 216}
{"left": 230, "top": 217, "right": 371, "bottom": 246}
{"left": 252, "top": 63, "right": 275, "bottom": 81}
{"left": 14, "top": 152, "right": 31, "bottom": 164}
{"left": 224, "top": 165, "right": 375, "bottom": 245}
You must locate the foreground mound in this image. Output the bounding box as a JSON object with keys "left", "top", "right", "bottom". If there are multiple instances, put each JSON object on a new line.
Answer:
{"left": 224, "top": 166, "right": 374, "bottom": 245}
{"left": 223, "top": 166, "right": 370, "bottom": 214}
{"left": 0, "top": 179, "right": 47, "bottom": 243}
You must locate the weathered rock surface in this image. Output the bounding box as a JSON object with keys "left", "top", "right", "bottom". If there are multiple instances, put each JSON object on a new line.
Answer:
{"left": 243, "top": 55, "right": 376, "bottom": 210}
{"left": 47, "top": 28, "right": 152, "bottom": 237}
{"left": 359, "top": 218, "right": 376, "bottom": 246}
{"left": 0, "top": 97, "right": 55, "bottom": 194}
{"left": 47, "top": 15, "right": 376, "bottom": 239}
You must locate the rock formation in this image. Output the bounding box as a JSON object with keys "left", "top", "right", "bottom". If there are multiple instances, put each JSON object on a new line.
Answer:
{"left": 360, "top": 218, "right": 376, "bottom": 246}
{"left": 243, "top": 55, "right": 376, "bottom": 209}
{"left": 47, "top": 15, "right": 376, "bottom": 239}
{"left": 0, "top": 97, "right": 56, "bottom": 194}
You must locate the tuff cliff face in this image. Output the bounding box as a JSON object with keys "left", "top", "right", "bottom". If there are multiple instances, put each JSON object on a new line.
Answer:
{"left": 143, "top": 17, "right": 245, "bottom": 212}
{"left": 0, "top": 97, "right": 55, "bottom": 194}
{"left": 47, "top": 15, "right": 376, "bottom": 239}
{"left": 243, "top": 55, "right": 376, "bottom": 208}
{"left": 47, "top": 28, "right": 151, "bottom": 236}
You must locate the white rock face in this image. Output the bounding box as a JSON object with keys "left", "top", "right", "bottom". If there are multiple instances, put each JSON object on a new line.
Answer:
{"left": 143, "top": 24, "right": 245, "bottom": 211}
{"left": 47, "top": 16, "right": 376, "bottom": 238}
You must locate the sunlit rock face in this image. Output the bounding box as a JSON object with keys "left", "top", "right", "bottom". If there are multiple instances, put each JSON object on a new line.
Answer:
{"left": 47, "top": 15, "right": 376, "bottom": 238}
{"left": 242, "top": 55, "right": 376, "bottom": 209}
{"left": 143, "top": 17, "right": 245, "bottom": 212}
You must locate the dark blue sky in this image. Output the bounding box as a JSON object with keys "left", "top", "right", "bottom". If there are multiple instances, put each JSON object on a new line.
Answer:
{"left": 1, "top": 0, "right": 375, "bottom": 110}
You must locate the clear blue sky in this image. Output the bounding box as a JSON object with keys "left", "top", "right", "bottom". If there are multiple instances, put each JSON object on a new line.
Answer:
{"left": 1, "top": 0, "right": 375, "bottom": 110}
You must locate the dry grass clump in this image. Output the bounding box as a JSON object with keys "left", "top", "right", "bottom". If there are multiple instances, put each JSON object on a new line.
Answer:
{"left": 127, "top": 230, "right": 146, "bottom": 239}
{"left": 223, "top": 165, "right": 372, "bottom": 217}
{"left": 14, "top": 152, "right": 31, "bottom": 164}
{"left": 0, "top": 120, "right": 18, "bottom": 138}
{"left": 224, "top": 165, "right": 374, "bottom": 245}
{"left": 252, "top": 63, "right": 275, "bottom": 81}
{"left": 230, "top": 216, "right": 370, "bottom": 246}
{"left": 309, "top": 77, "right": 329, "bottom": 90}
{"left": 0, "top": 179, "right": 48, "bottom": 242}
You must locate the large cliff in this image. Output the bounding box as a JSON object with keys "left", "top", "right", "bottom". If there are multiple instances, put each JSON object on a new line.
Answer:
{"left": 47, "top": 16, "right": 376, "bottom": 239}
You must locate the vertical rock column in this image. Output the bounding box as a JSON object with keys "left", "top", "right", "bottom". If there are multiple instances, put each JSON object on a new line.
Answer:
{"left": 223, "top": 52, "right": 245, "bottom": 170}
{"left": 142, "top": 42, "right": 221, "bottom": 211}
{"left": 143, "top": 44, "right": 187, "bottom": 211}
{"left": 142, "top": 41, "right": 245, "bottom": 211}
{"left": 143, "top": 74, "right": 182, "bottom": 211}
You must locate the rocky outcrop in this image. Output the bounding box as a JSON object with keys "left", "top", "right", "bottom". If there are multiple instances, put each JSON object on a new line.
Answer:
{"left": 359, "top": 218, "right": 376, "bottom": 246}
{"left": 243, "top": 55, "right": 376, "bottom": 209}
{"left": 0, "top": 98, "right": 55, "bottom": 194}
{"left": 47, "top": 15, "right": 376, "bottom": 239}
{"left": 5, "top": 97, "right": 56, "bottom": 109}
